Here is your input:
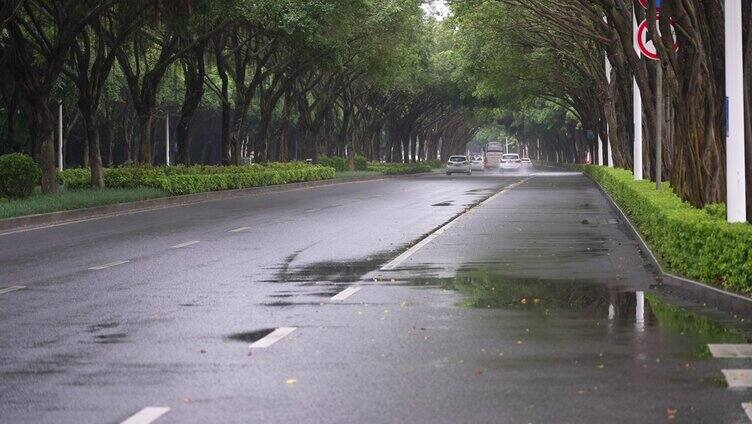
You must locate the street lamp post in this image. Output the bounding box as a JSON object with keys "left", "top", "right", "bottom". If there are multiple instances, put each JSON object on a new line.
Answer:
{"left": 58, "top": 102, "right": 63, "bottom": 172}
{"left": 165, "top": 113, "right": 171, "bottom": 167}
{"left": 633, "top": 10, "right": 643, "bottom": 180}
{"left": 725, "top": 0, "right": 747, "bottom": 222}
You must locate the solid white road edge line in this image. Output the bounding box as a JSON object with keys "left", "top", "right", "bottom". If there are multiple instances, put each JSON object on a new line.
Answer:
{"left": 120, "top": 407, "right": 170, "bottom": 424}
{"left": 250, "top": 327, "right": 297, "bottom": 349}
{"left": 379, "top": 178, "right": 528, "bottom": 271}
{"left": 229, "top": 227, "right": 252, "bottom": 233}
{"left": 0, "top": 286, "right": 26, "bottom": 295}
{"left": 88, "top": 260, "right": 130, "bottom": 271}
{"left": 331, "top": 286, "right": 361, "bottom": 302}
{"left": 171, "top": 240, "right": 200, "bottom": 249}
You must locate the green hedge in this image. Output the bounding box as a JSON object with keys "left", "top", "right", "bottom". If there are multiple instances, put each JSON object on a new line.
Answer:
{"left": 585, "top": 166, "right": 752, "bottom": 294}
{"left": 318, "top": 156, "right": 347, "bottom": 172}
{"left": 354, "top": 155, "right": 369, "bottom": 171}
{"left": 0, "top": 153, "right": 41, "bottom": 199}
{"left": 367, "top": 162, "right": 432, "bottom": 175}
{"left": 158, "top": 166, "right": 335, "bottom": 195}
{"left": 59, "top": 163, "right": 322, "bottom": 190}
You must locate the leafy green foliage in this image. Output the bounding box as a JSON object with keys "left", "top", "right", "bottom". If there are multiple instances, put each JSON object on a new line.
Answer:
{"left": 367, "top": 162, "right": 431, "bottom": 175}
{"left": 58, "top": 169, "right": 92, "bottom": 190}
{"left": 158, "top": 166, "right": 335, "bottom": 195}
{"left": 318, "top": 156, "right": 348, "bottom": 172}
{"left": 0, "top": 154, "right": 41, "bottom": 199}
{"left": 353, "top": 155, "right": 368, "bottom": 171}
{"left": 59, "top": 163, "right": 325, "bottom": 189}
{"left": 586, "top": 166, "right": 752, "bottom": 293}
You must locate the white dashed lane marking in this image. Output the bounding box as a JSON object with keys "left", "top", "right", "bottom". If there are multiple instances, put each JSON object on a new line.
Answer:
{"left": 380, "top": 179, "right": 527, "bottom": 271}
{"left": 709, "top": 344, "right": 752, "bottom": 358}
{"left": 0, "top": 286, "right": 26, "bottom": 295}
{"left": 249, "top": 327, "right": 297, "bottom": 349}
{"left": 171, "top": 240, "right": 200, "bottom": 249}
{"left": 742, "top": 402, "right": 752, "bottom": 421}
{"left": 120, "top": 407, "right": 170, "bottom": 424}
{"left": 88, "top": 260, "right": 130, "bottom": 270}
{"left": 331, "top": 286, "right": 361, "bottom": 302}
{"left": 722, "top": 369, "right": 752, "bottom": 388}
{"left": 229, "top": 227, "right": 252, "bottom": 233}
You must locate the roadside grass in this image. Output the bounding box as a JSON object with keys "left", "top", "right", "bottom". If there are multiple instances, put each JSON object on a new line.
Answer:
{"left": 0, "top": 187, "right": 167, "bottom": 219}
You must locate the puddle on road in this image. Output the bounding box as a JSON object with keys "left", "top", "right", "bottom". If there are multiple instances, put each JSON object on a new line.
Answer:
{"left": 87, "top": 322, "right": 119, "bottom": 333}
{"left": 411, "top": 268, "right": 751, "bottom": 358}
{"left": 93, "top": 333, "right": 127, "bottom": 344}
{"left": 227, "top": 329, "right": 275, "bottom": 343}
{"left": 266, "top": 249, "right": 399, "bottom": 284}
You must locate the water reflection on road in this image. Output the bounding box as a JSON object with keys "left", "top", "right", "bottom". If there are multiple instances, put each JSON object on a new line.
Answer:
{"left": 408, "top": 268, "right": 751, "bottom": 359}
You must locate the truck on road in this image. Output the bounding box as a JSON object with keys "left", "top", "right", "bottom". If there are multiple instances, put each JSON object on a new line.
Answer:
{"left": 484, "top": 142, "right": 505, "bottom": 169}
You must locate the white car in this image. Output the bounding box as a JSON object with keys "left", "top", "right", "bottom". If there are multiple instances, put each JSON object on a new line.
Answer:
{"left": 500, "top": 154, "right": 521, "bottom": 171}
{"left": 470, "top": 156, "right": 485, "bottom": 171}
{"left": 446, "top": 155, "right": 472, "bottom": 175}
{"left": 521, "top": 157, "right": 532, "bottom": 165}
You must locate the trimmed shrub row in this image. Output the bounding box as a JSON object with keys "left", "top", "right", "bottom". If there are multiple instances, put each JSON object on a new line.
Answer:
{"left": 58, "top": 162, "right": 322, "bottom": 190}
{"left": 585, "top": 165, "right": 752, "bottom": 294}
{"left": 318, "top": 155, "right": 369, "bottom": 172}
{"left": 367, "top": 162, "right": 432, "bottom": 175}
{"left": 158, "top": 166, "right": 335, "bottom": 195}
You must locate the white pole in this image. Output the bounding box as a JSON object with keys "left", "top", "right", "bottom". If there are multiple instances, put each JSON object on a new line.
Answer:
{"left": 635, "top": 291, "right": 645, "bottom": 333}
{"left": 58, "top": 102, "right": 63, "bottom": 172}
{"left": 605, "top": 49, "right": 614, "bottom": 168}
{"left": 165, "top": 113, "right": 170, "bottom": 166}
{"left": 726, "top": 0, "right": 747, "bottom": 223}
{"left": 633, "top": 11, "right": 643, "bottom": 180}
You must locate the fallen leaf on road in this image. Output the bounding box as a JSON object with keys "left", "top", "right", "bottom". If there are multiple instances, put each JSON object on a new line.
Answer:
{"left": 286, "top": 379, "right": 298, "bottom": 385}
{"left": 667, "top": 407, "right": 677, "bottom": 420}
{"left": 474, "top": 368, "right": 483, "bottom": 377}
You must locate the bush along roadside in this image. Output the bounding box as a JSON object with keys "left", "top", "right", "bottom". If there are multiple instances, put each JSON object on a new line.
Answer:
{"left": 0, "top": 153, "right": 42, "bottom": 198}
{"left": 158, "top": 166, "right": 335, "bottom": 195}
{"left": 58, "top": 162, "right": 331, "bottom": 190}
{"left": 585, "top": 165, "right": 752, "bottom": 294}
{"left": 367, "top": 162, "right": 432, "bottom": 175}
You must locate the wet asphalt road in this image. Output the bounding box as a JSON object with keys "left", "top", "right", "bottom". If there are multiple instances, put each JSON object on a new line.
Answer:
{"left": 0, "top": 166, "right": 750, "bottom": 423}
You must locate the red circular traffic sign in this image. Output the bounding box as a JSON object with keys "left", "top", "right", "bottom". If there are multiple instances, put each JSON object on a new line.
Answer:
{"left": 637, "top": 18, "right": 678, "bottom": 61}
{"left": 638, "top": 0, "right": 662, "bottom": 11}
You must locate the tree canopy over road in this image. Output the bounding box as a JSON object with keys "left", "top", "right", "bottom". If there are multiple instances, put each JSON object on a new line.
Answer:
{"left": 449, "top": 0, "right": 752, "bottom": 217}
{"left": 1, "top": 0, "right": 751, "bottom": 218}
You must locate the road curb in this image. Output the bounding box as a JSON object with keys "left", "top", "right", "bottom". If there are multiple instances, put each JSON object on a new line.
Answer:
{"left": 0, "top": 173, "right": 424, "bottom": 234}
{"left": 587, "top": 173, "right": 752, "bottom": 319}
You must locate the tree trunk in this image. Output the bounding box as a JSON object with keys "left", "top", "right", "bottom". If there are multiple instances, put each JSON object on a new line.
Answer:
{"left": 177, "top": 43, "right": 206, "bottom": 165}
{"left": 30, "top": 106, "right": 59, "bottom": 193}
{"left": 136, "top": 112, "right": 153, "bottom": 165}
{"left": 83, "top": 114, "right": 105, "bottom": 188}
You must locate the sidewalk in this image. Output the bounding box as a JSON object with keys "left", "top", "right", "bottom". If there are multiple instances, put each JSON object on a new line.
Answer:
{"left": 387, "top": 172, "right": 658, "bottom": 286}
{"left": 363, "top": 172, "right": 750, "bottom": 423}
